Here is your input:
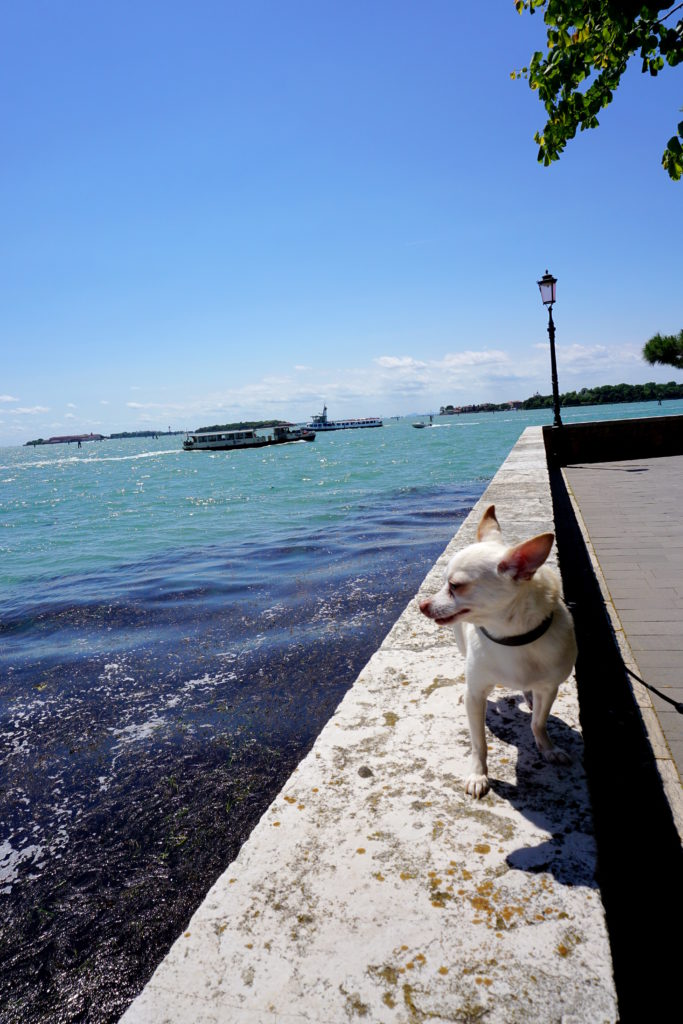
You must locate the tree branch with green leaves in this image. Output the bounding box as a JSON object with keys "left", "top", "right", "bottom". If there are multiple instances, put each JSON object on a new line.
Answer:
{"left": 513, "top": 1, "right": 683, "bottom": 179}
{"left": 643, "top": 329, "right": 683, "bottom": 367}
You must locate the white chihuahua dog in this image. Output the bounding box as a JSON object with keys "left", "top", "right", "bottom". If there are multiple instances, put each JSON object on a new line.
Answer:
{"left": 419, "top": 505, "right": 577, "bottom": 798}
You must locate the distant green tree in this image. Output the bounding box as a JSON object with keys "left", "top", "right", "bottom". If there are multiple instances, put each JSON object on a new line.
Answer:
{"left": 643, "top": 329, "right": 683, "bottom": 367}
{"left": 196, "top": 420, "right": 287, "bottom": 433}
{"left": 519, "top": 380, "right": 683, "bottom": 408}
{"left": 513, "top": 1, "right": 683, "bottom": 179}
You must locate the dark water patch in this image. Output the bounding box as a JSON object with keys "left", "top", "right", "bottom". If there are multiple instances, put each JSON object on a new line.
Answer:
{"left": 0, "top": 484, "right": 482, "bottom": 1023}
{"left": 2, "top": 734, "right": 296, "bottom": 1024}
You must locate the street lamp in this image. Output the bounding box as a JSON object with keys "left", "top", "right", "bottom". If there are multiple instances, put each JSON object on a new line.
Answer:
{"left": 537, "top": 270, "right": 562, "bottom": 428}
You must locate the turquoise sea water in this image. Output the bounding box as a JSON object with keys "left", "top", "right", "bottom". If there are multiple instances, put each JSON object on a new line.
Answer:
{"left": 1, "top": 399, "right": 681, "bottom": 1023}
{"left": 0, "top": 410, "right": 539, "bottom": 597}
{"left": 5, "top": 399, "right": 681, "bottom": 597}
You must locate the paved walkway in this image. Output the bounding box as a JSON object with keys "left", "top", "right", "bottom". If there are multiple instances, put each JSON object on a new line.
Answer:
{"left": 564, "top": 456, "right": 683, "bottom": 825}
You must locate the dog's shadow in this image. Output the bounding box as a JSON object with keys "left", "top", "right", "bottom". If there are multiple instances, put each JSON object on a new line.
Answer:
{"left": 483, "top": 693, "right": 598, "bottom": 888}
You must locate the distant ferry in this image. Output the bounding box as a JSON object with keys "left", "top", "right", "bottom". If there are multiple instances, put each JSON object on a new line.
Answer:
{"left": 183, "top": 425, "right": 315, "bottom": 452}
{"left": 305, "top": 405, "right": 382, "bottom": 431}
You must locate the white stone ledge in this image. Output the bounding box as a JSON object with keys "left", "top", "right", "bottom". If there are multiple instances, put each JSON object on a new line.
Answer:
{"left": 120, "top": 427, "right": 617, "bottom": 1024}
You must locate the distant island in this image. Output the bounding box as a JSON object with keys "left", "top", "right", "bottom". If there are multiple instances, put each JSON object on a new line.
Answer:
{"left": 440, "top": 381, "right": 683, "bottom": 415}
{"left": 109, "top": 430, "right": 185, "bottom": 439}
{"left": 25, "top": 429, "right": 185, "bottom": 446}
{"left": 25, "top": 433, "right": 107, "bottom": 447}
{"left": 193, "top": 420, "right": 289, "bottom": 433}
{"left": 24, "top": 424, "right": 288, "bottom": 446}
{"left": 23, "top": 383, "right": 683, "bottom": 445}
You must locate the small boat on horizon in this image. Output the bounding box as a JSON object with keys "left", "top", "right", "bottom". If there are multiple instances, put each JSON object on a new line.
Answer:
{"left": 183, "top": 425, "right": 315, "bottom": 452}
{"left": 412, "top": 414, "right": 434, "bottom": 429}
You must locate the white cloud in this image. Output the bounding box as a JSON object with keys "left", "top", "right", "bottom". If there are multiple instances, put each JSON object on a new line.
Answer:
{"left": 370, "top": 349, "right": 519, "bottom": 400}
{"left": 165, "top": 348, "right": 528, "bottom": 422}
{"left": 555, "top": 343, "right": 641, "bottom": 369}
{"left": 2, "top": 339, "right": 664, "bottom": 447}
{"left": 438, "top": 349, "right": 509, "bottom": 369}
{"left": 127, "top": 401, "right": 187, "bottom": 411}
{"left": 374, "top": 356, "right": 427, "bottom": 369}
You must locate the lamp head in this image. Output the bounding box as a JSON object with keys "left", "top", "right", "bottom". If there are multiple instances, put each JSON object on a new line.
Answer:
{"left": 537, "top": 270, "right": 557, "bottom": 306}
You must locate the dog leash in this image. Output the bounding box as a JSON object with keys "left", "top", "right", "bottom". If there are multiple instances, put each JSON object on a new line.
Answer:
{"left": 624, "top": 665, "right": 683, "bottom": 715}
{"left": 477, "top": 609, "right": 682, "bottom": 714}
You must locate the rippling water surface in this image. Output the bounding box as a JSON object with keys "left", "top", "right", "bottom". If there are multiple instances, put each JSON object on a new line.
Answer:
{"left": 1, "top": 402, "right": 680, "bottom": 1022}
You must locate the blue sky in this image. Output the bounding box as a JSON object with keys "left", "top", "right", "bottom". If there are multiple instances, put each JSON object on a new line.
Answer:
{"left": 2, "top": 1, "right": 682, "bottom": 443}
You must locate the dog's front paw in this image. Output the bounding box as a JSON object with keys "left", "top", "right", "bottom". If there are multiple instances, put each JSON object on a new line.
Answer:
{"left": 465, "top": 773, "right": 490, "bottom": 799}
{"left": 542, "top": 746, "right": 572, "bottom": 766}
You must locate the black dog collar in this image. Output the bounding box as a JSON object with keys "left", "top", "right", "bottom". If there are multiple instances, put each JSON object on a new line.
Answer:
{"left": 478, "top": 612, "right": 554, "bottom": 647}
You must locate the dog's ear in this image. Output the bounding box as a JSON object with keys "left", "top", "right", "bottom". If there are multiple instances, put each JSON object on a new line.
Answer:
{"left": 477, "top": 505, "right": 502, "bottom": 541}
{"left": 498, "top": 533, "right": 554, "bottom": 581}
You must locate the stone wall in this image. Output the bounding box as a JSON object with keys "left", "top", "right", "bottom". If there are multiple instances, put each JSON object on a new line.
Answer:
{"left": 120, "top": 427, "right": 617, "bottom": 1024}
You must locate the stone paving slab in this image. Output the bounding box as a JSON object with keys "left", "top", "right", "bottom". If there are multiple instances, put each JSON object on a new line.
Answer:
{"left": 564, "top": 455, "right": 683, "bottom": 836}
{"left": 120, "top": 429, "right": 617, "bottom": 1024}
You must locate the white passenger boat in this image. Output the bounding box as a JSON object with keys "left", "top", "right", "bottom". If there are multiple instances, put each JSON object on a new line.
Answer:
{"left": 305, "top": 405, "right": 382, "bottom": 431}
{"left": 183, "top": 425, "right": 315, "bottom": 451}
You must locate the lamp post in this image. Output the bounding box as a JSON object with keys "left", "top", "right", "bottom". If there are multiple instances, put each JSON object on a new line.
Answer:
{"left": 537, "top": 270, "right": 562, "bottom": 428}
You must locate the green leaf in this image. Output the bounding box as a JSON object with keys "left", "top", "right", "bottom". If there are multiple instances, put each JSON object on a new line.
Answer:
{"left": 662, "top": 147, "right": 683, "bottom": 181}
{"left": 518, "top": 0, "right": 683, "bottom": 179}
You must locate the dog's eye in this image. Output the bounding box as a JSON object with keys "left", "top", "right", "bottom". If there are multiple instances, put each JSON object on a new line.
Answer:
{"left": 449, "top": 582, "right": 464, "bottom": 594}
